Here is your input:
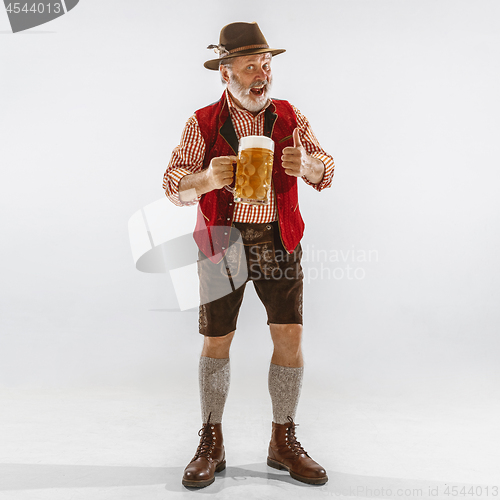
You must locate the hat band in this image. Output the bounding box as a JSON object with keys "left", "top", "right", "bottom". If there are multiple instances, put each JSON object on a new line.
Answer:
{"left": 227, "top": 43, "right": 269, "bottom": 55}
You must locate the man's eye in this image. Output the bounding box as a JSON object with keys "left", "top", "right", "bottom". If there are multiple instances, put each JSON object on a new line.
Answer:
{"left": 247, "top": 65, "right": 254, "bottom": 70}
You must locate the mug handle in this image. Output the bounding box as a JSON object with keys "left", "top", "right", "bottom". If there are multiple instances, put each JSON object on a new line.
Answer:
{"left": 224, "top": 160, "right": 238, "bottom": 194}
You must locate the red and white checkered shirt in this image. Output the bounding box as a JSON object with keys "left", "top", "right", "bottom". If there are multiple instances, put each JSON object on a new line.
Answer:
{"left": 163, "top": 91, "right": 335, "bottom": 223}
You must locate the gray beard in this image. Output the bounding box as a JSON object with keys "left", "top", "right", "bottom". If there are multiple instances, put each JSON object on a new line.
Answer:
{"left": 227, "top": 74, "right": 272, "bottom": 113}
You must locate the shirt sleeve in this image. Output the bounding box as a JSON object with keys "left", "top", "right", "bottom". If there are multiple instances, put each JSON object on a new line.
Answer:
{"left": 291, "top": 105, "right": 335, "bottom": 192}
{"left": 162, "top": 114, "right": 206, "bottom": 206}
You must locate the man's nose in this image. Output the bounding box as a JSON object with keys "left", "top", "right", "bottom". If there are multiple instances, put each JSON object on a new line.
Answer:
{"left": 255, "top": 67, "right": 268, "bottom": 81}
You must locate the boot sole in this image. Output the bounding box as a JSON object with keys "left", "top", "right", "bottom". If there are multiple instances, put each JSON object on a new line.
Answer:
{"left": 267, "top": 457, "right": 328, "bottom": 485}
{"left": 182, "top": 460, "right": 226, "bottom": 488}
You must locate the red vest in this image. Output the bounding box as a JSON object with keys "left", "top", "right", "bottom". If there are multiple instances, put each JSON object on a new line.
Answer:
{"left": 194, "top": 91, "right": 305, "bottom": 262}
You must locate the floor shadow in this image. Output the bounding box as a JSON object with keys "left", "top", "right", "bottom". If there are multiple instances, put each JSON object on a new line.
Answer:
{"left": 0, "top": 462, "right": 482, "bottom": 498}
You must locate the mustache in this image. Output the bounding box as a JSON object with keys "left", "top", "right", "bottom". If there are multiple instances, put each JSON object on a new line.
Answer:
{"left": 249, "top": 80, "right": 269, "bottom": 89}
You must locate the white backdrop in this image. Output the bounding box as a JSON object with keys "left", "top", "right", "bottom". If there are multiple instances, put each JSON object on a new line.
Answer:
{"left": 1, "top": 0, "right": 499, "bottom": 399}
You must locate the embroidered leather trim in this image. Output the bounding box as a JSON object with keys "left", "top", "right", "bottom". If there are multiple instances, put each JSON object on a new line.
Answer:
{"left": 240, "top": 228, "right": 264, "bottom": 241}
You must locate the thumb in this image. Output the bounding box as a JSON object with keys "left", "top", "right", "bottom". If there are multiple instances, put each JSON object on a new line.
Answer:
{"left": 293, "top": 128, "right": 302, "bottom": 148}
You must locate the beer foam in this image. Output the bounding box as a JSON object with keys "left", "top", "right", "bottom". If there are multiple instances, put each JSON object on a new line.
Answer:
{"left": 239, "top": 135, "right": 274, "bottom": 152}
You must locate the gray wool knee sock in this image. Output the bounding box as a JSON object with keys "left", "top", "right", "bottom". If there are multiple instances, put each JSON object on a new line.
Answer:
{"left": 268, "top": 362, "right": 304, "bottom": 424}
{"left": 199, "top": 356, "right": 230, "bottom": 424}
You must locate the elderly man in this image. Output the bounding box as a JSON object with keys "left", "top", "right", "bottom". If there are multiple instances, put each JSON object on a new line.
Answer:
{"left": 163, "top": 22, "right": 334, "bottom": 488}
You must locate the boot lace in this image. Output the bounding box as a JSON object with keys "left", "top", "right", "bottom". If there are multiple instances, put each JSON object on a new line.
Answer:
{"left": 285, "top": 416, "right": 309, "bottom": 456}
{"left": 193, "top": 412, "right": 216, "bottom": 461}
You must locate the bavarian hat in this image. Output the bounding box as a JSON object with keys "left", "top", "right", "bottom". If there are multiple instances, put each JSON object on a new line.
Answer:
{"left": 204, "top": 22, "right": 286, "bottom": 70}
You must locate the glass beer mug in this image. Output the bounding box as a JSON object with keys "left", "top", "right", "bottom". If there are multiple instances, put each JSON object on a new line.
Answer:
{"left": 233, "top": 136, "right": 275, "bottom": 205}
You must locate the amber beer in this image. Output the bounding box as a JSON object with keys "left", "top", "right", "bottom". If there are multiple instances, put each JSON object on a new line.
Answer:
{"left": 234, "top": 136, "right": 275, "bottom": 205}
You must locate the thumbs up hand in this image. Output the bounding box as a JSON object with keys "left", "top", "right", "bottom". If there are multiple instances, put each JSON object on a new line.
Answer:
{"left": 292, "top": 127, "right": 302, "bottom": 148}
{"left": 282, "top": 127, "right": 326, "bottom": 184}
{"left": 282, "top": 128, "right": 309, "bottom": 178}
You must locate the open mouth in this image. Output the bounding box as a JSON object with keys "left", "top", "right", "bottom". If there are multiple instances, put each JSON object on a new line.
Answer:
{"left": 250, "top": 86, "right": 265, "bottom": 97}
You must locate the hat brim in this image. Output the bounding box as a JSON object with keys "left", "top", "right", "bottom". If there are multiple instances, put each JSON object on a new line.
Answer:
{"left": 204, "top": 48, "right": 286, "bottom": 70}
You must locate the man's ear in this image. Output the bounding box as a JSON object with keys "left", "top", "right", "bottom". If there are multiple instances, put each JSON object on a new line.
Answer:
{"left": 220, "top": 66, "right": 230, "bottom": 84}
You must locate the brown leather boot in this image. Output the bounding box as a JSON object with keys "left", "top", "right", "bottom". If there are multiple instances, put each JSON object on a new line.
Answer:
{"left": 267, "top": 416, "right": 328, "bottom": 485}
{"left": 182, "top": 414, "right": 226, "bottom": 488}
